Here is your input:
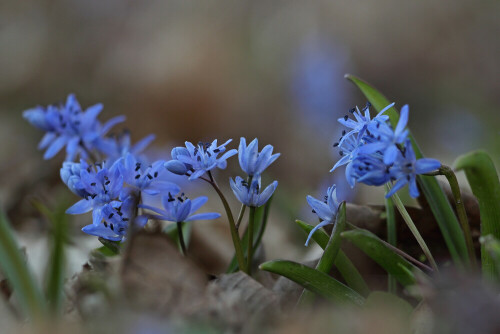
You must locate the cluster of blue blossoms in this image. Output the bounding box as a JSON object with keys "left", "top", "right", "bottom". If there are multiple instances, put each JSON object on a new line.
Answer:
{"left": 24, "top": 95, "right": 279, "bottom": 241}
{"left": 305, "top": 102, "right": 441, "bottom": 244}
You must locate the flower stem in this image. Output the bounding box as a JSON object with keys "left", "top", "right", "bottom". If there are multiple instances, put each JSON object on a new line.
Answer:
{"left": 384, "top": 185, "right": 398, "bottom": 293}
{"left": 426, "top": 166, "right": 476, "bottom": 269}
{"left": 247, "top": 206, "right": 256, "bottom": 275}
{"left": 177, "top": 222, "right": 187, "bottom": 255}
{"left": 235, "top": 205, "right": 247, "bottom": 230}
{"left": 390, "top": 190, "right": 439, "bottom": 272}
{"left": 206, "top": 171, "right": 248, "bottom": 273}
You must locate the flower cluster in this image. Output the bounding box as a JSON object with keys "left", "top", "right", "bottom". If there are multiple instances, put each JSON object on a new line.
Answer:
{"left": 305, "top": 102, "right": 441, "bottom": 245}
{"left": 25, "top": 95, "right": 220, "bottom": 241}
{"left": 332, "top": 103, "right": 441, "bottom": 198}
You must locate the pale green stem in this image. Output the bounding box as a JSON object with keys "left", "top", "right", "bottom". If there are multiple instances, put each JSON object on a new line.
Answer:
{"left": 247, "top": 207, "right": 256, "bottom": 275}
{"left": 390, "top": 189, "right": 439, "bottom": 272}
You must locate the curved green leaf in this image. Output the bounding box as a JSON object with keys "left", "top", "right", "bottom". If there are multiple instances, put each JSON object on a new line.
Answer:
{"left": 341, "top": 229, "right": 424, "bottom": 287}
{"left": 345, "top": 74, "right": 468, "bottom": 266}
{"left": 259, "top": 260, "right": 364, "bottom": 306}
{"left": 295, "top": 220, "right": 370, "bottom": 296}
{"left": 454, "top": 150, "right": 500, "bottom": 281}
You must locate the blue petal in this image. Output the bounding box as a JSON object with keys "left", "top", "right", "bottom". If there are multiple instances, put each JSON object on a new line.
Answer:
{"left": 383, "top": 145, "right": 399, "bottom": 165}
{"left": 38, "top": 132, "right": 56, "bottom": 149}
{"left": 66, "top": 199, "right": 93, "bottom": 214}
{"left": 185, "top": 212, "right": 221, "bottom": 221}
{"left": 305, "top": 220, "right": 331, "bottom": 246}
{"left": 189, "top": 196, "right": 208, "bottom": 214}
{"left": 415, "top": 158, "right": 441, "bottom": 174}
{"left": 385, "top": 178, "right": 409, "bottom": 198}
{"left": 256, "top": 180, "right": 277, "bottom": 207}
{"left": 165, "top": 160, "right": 188, "bottom": 175}
{"left": 306, "top": 195, "right": 332, "bottom": 221}
{"left": 44, "top": 136, "right": 68, "bottom": 159}
{"left": 408, "top": 176, "right": 420, "bottom": 198}
{"left": 394, "top": 105, "right": 409, "bottom": 136}
{"left": 101, "top": 115, "right": 126, "bottom": 135}
{"left": 82, "top": 224, "right": 122, "bottom": 241}
{"left": 132, "top": 134, "right": 155, "bottom": 155}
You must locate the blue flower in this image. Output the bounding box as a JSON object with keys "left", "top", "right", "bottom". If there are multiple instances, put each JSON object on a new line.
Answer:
{"left": 347, "top": 153, "right": 391, "bottom": 188}
{"left": 238, "top": 138, "right": 280, "bottom": 176}
{"left": 330, "top": 132, "right": 362, "bottom": 173}
{"left": 165, "top": 139, "right": 237, "bottom": 180}
{"left": 230, "top": 175, "right": 277, "bottom": 207}
{"left": 117, "top": 153, "right": 180, "bottom": 197}
{"left": 139, "top": 193, "right": 220, "bottom": 223}
{"left": 106, "top": 131, "right": 156, "bottom": 163}
{"left": 337, "top": 102, "right": 393, "bottom": 139}
{"left": 65, "top": 161, "right": 124, "bottom": 226}
{"left": 81, "top": 196, "right": 147, "bottom": 241}
{"left": 60, "top": 160, "right": 91, "bottom": 197}
{"left": 359, "top": 104, "right": 410, "bottom": 165}
{"left": 386, "top": 140, "right": 441, "bottom": 198}
{"left": 23, "top": 94, "right": 125, "bottom": 161}
{"left": 305, "top": 185, "right": 341, "bottom": 246}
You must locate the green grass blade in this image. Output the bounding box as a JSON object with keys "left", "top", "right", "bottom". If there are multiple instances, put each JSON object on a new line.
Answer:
{"left": 226, "top": 197, "right": 272, "bottom": 273}
{"left": 454, "top": 150, "right": 500, "bottom": 281}
{"left": 33, "top": 200, "right": 68, "bottom": 315}
{"left": 480, "top": 235, "right": 500, "bottom": 274}
{"left": 341, "top": 229, "right": 424, "bottom": 287}
{"left": 385, "top": 186, "right": 398, "bottom": 293}
{"left": 0, "top": 210, "right": 46, "bottom": 319}
{"left": 345, "top": 74, "right": 468, "bottom": 266}
{"left": 259, "top": 260, "right": 364, "bottom": 306}
{"left": 295, "top": 220, "right": 370, "bottom": 296}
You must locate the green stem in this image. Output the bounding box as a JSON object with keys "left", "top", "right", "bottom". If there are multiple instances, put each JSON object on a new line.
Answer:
{"left": 385, "top": 185, "right": 398, "bottom": 293}
{"left": 235, "top": 205, "right": 247, "bottom": 230}
{"left": 206, "top": 171, "right": 247, "bottom": 274}
{"left": 427, "top": 166, "right": 476, "bottom": 269}
{"left": 247, "top": 207, "right": 256, "bottom": 275}
{"left": 390, "top": 190, "right": 439, "bottom": 272}
{"left": 177, "top": 222, "right": 187, "bottom": 255}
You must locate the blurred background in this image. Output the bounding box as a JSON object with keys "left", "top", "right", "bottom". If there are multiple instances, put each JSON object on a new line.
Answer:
{"left": 1, "top": 0, "right": 500, "bottom": 272}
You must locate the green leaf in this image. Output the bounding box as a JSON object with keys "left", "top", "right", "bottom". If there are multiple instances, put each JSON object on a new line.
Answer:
{"left": 295, "top": 220, "right": 370, "bottom": 296}
{"left": 454, "top": 150, "right": 500, "bottom": 281}
{"left": 345, "top": 74, "right": 468, "bottom": 266}
{"left": 341, "top": 229, "right": 424, "bottom": 287}
{"left": 165, "top": 221, "right": 193, "bottom": 252}
{"left": 480, "top": 235, "right": 500, "bottom": 274}
{"left": 226, "top": 197, "right": 272, "bottom": 273}
{"left": 33, "top": 199, "right": 69, "bottom": 315}
{"left": 0, "top": 209, "right": 46, "bottom": 319}
{"left": 259, "top": 260, "right": 364, "bottom": 306}
{"left": 98, "top": 238, "right": 121, "bottom": 255}
{"left": 300, "top": 203, "right": 347, "bottom": 304}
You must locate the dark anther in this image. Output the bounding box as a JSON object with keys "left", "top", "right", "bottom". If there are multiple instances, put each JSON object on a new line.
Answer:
{"left": 366, "top": 102, "right": 371, "bottom": 107}
{"left": 108, "top": 213, "right": 114, "bottom": 219}
{"left": 339, "top": 151, "right": 344, "bottom": 156}
{"left": 197, "top": 156, "right": 201, "bottom": 162}
{"left": 312, "top": 209, "right": 316, "bottom": 214}
{"left": 91, "top": 182, "right": 96, "bottom": 186}
{"left": 135, "top": 166, "right": 141, "bottom": 171}
{"left": 168, "top": 198, "right": 175, "bottom": 202}
{"left": 104, "top": 221, "right": 108, "bottom": 227}
{"left": 406, "top": 163, "right": 412, "bottom": 167}
{"left": 135, "top": 174, "right": 141, "bottom": 179}
{"left": 105, "top": 180, "right": 111, "bottom": 185}
{"left": 117, "top": 211, "right": 123, "bottom": 216}
{"left": 147, "top": 174, "right": 153, "bottom": 179}
{"left": 154, "top": 172, "right": 158, "bottom": 177}
{"left": 344, "top": 115, "right": 348, "bottom": 121}
{"left": 349, "top": 107, "right": 355, "bottom": 113}
{"left": 213, "top": 149, "right": 220, "bottom": 153}
{"left": 122, "top": 218, "right": 129, "bottom": 222}
{"left": 333, "top": 142, "right": 339, "bottom": 147}
{"left": 110, "top": 224, "right": 114, "bottom": 231}
{"left": 178, "top": 197, "right": 184, "bottom": 202}
{"left": 342, "top": 130, "right": 346, "bottom": 136}
{"left": 119, "top": 228, "right": 125, "bottom": 232}
{"left": 91, "top": 194, "right": 97, "bottom": 199}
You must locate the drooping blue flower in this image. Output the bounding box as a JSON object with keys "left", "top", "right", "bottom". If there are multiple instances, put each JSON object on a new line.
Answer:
{"left": 65, "top": 160, "right": 124, "bottom": 226}
{"left": 117, "top": 153, "right": 180, "bottom": 197}
{"left": 346, "top": 152, "right": 391, "bottom": 188}
{"left": 359, "top": 104, "right": 410, "bottom": 165}
{"left": 23, "top": 94, "right": 125, "bottom": 161}
{"left": 165, "top": 139, "right": 237, "bottom": 180}
{"left": 230, "top": 175, "right": 277, "bottom": 207}
{"left": 305, "top": 185, "right": 341, "bottom": 246}
{"left": 238, "top": 138, "right": 280, "bottom": 176}
{"left": 139, "top": 193, "right": 220, "bottom": 223}
{"left": 386, "top": 140, "right": 441, "bottom": 198}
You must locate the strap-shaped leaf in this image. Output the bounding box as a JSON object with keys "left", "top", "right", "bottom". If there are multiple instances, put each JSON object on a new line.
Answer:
{"left": 341, "top": 229, "right": 424, "bottom": 287}
{"left": 259, "top": 260, "right": 364, "bottom": 306}
{"left": 345, "top": 74, "right": 468, "bottom": 266}
{"left": 454, "top": 150, "right": 500, "bottom": 281}
{"left": 295, "top": 220, "right": 370, "bottom": 296}
{"left": 0, "top": 210, "right": 46, "bottom": 319}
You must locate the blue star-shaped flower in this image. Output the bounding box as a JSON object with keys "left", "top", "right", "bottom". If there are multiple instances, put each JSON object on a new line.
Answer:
{"left": 337, "top": 102, "right": 393, "bottom": 140}
{"left": 139, "top": 193, "right": 220, "bottom": 223}
{"left": 230, "top": 175, "right": 277, "bottom": 207}
{"left": 165, "top": 139, "right": 237, "bottom": 180}
{"left": 386, "top": 140, "right": 441, "bottom": 198}
{"left": 238, "top": 138, "right": 280, "bottom": 176}
{"left": 305, "top": 185, "right": 342, "bottom": 246}
{"left": 23, "top": 94, "right": 125, "bottom": 161}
